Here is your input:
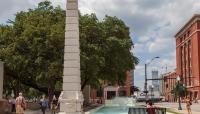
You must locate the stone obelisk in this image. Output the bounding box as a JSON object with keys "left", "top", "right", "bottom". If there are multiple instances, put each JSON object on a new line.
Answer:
{"left": 59, "top": 0, "right": 83, "bottom": 114}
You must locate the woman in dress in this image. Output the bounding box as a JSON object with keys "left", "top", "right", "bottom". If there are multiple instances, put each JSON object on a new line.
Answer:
{"left": 185, "top": 96, "right": 192, "bottom": 114}
{"left": 51, "top": 95, "right": 58, "bottom": 114}
{"left": 15, "top": 92, "right": 26, "bottom": 114}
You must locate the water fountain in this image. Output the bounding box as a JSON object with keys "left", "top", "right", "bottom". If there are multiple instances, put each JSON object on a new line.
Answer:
{"left": 91, "top": 97, "right": 166, "bottom": 114}
{"left": 105, "top": 97, "right": 136, "bottom": 107}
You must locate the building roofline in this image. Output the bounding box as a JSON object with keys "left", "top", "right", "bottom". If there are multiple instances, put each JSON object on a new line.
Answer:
{"left": 161, "top": 71, "right": 176, "bottom": 77}
{"left": 175, "top": 14, "right": 200, "bottom": 38}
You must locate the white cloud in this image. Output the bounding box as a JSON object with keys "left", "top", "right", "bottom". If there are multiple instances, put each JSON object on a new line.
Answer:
{"left": 138, "top": 36, "right": 151, "bottom": 43}
{"left": 148, "top": 38, "right": 174, "bottom": 53}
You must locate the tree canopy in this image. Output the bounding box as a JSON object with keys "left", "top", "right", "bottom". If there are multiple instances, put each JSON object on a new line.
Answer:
{"left": 0, "top": 1, "right": 139, "bottom": 97}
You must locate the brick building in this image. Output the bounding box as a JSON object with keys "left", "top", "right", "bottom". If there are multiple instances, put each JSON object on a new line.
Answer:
{"left": 175, "top": 14, "right": 200, "bottom": 100}
{"left": 83, "top": 70, "right": 133, "bottom": 103}
{"left": 103, "top": 70, "right": 133, "bottom": 99}
{"left": 163, "top": 72, "right": 177, "bottom": 102}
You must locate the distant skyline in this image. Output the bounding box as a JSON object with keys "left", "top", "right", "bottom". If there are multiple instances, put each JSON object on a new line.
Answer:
{"left": 1, "top": 0, "right": 200, "bottom": 89}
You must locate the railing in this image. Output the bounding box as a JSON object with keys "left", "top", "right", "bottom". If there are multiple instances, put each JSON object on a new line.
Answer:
{"left": 129, "top": 107, "right": 166, "bottom": 114}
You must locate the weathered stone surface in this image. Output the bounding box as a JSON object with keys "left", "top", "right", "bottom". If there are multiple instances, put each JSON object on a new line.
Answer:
{"left": 63, "top": 68, "right": 80, "bottom": 75}
{"left": 63, "top": 83, "right": 81, "bottom": 91}
{"left": 65, "top": 38, "right": 79, "bottom": 46}
{"left": 66, "top": 10, "right": 78, "bottom": 17}
{"left": 64, "top": 46, "right": 79, "bottom": 53}
{"left": 61, "top": 0, "right": 83, "bottom": 113}
{"left": 60, "top": 101, "right": 82, "bottom": 113}
{"left": 64, "top": 53, "right": 79, "bottom": 60}
{"left": 63, "top": 76, "right": 80, "bottom": 83}
{"left": 65, "top": 30, "right": 79, "bottom": 38}
{"left": 67, "top": 2, "right": 78, "bottom": 10}
{"left": 64, "top": 60, "right": 80, "bottom": 68}
{"left": 66, "top": 17, "right": 78, "bottom": 24}
{"left": 62, "top": 91, "right": 82, "bottom": 99}
{"left": 66, "top": 24, "right": 78, "bottom": 31}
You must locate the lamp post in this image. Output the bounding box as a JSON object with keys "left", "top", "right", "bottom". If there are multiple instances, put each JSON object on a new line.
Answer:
{"left": 144, "top": 56, "right": 159, "bottom": 100}
{"left": 177, "top": 76, "right": 182, "bottom": 110}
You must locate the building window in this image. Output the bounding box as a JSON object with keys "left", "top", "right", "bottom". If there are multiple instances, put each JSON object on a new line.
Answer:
{"left": 187, "top": 30, "right": 191, "bottom": 37}
{"left": 166, "top": 84, "right": 168, "bottom": 89}
{"left": 184, "top": 34, "right": 186, "bottom": 40}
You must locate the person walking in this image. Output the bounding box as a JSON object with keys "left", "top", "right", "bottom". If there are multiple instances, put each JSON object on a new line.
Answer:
{"left": 15, "top": 92, "right": 26, "bottom": 114}
{"left": 11, "top": 97, "right": 16, "bottom": 112}
{"left": 40, "top": 95, "right": 49, "bottom": 114}
{"left": 146, "top": 101, "right": 156, "bottom": 114}
{"left": 51, "top": 95, "right": 58, "bottom": 114}
{"left": 185, "top": 96, "right": 192, "bottom": 114}
{"left": 194, "top": 97, "right": 198, "bottom": 103}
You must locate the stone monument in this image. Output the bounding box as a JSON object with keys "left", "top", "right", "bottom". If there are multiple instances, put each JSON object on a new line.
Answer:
{"left": 59, "top": 0, "right": 83, "bottom": 114}
{"left": 0, "top": 61, "right": 4, "bottom": 99}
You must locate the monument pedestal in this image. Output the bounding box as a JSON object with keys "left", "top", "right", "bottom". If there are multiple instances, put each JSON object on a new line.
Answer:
{"left": 59, "top": 91, "right": 83, "bottom": 114}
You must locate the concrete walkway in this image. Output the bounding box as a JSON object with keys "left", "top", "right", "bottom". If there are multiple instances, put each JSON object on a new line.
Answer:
{"left": 25, "top": 109, "right": 51, "bottom": 114}
{"left": 155, "top": 102, "right": 200, "bottom": 114}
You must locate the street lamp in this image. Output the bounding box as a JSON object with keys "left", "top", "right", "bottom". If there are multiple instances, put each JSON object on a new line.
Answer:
{"left": 144, "top": 56, "right": 160, "bottom": 100}
{"left": 177, "top": 76, "right": 182, "bottom": 110}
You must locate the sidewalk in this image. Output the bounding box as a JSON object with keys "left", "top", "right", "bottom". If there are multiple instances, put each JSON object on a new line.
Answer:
{"left": 169, "top": 108, "right": 199, "bottom": 114}
{"left": 155, "top": 102, "right": 200, "bottom": 114}
{"left": 25, "top": 109, "right": 51, "bottom": 114}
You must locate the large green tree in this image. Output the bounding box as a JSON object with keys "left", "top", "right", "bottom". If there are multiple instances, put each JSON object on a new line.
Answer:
{"left": 0, "top": 1, "right": 139, "bottom": 97}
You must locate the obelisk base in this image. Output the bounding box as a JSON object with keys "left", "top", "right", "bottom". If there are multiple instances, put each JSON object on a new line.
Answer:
{"left": 58, "top": 91, "right": 83, "bottom": 114}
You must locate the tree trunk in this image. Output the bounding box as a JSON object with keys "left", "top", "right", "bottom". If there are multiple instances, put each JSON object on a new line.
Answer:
{"left": 81, "top": 77, "right": 90, "bottom": 91}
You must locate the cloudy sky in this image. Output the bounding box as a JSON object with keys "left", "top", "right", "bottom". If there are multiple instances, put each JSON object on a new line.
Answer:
{"left": 1, "top": 0, "right": 200, "bottom": 90}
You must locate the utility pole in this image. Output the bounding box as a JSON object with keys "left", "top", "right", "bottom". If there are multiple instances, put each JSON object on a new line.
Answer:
{"left": 144, "top": 64, "right": 148, "bottom": 97}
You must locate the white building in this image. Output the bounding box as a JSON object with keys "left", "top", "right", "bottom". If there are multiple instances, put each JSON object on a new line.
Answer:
{"left": 152, "top": 71, "right": 159, "bottom": 91}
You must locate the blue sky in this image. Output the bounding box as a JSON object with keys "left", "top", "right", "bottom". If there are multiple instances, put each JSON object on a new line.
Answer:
{"left": 1, "top": 0, "right": 200, "bottom": 90}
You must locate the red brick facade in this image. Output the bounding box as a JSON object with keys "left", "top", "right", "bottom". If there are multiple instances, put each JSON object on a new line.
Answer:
{"left": 89, "top": 70, "right": 132, "bottom": 103}
{"left": 164, "top": 14, "right": 200, "bottom": 101}
{"left": 175, "top": 14, "right": 200, "bottom": 100}
{"left": 163, "top": 72, "right": 177, "bottom": 102}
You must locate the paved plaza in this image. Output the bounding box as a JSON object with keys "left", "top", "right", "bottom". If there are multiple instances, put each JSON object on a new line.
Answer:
{"left": 155, "top": 102, "right": 200, "bottom": 114}
{"left": 23, "top": 102, "right": 200, "bottom": 114}
{"left": 25, "top": 109, "right": 51, "bottom": 114}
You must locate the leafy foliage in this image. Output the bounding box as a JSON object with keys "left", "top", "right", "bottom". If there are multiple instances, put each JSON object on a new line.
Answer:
{"left": 0, "top": 1, "right": 139, "bottom": 97}
{"left": 171, "top": 82, "right": 186, "bottom": 98}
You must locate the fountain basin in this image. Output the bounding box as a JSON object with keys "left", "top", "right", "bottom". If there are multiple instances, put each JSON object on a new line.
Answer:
{"left": 91, "top": 106, "right": 129, "bottom": 114}
{"left": 89, "top": 97, "right": 166, "bottom": 114}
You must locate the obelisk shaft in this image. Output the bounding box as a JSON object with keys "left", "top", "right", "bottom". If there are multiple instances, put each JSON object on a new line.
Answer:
{"left": 59, "top": 0, "right": 83, "bottom": 114}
